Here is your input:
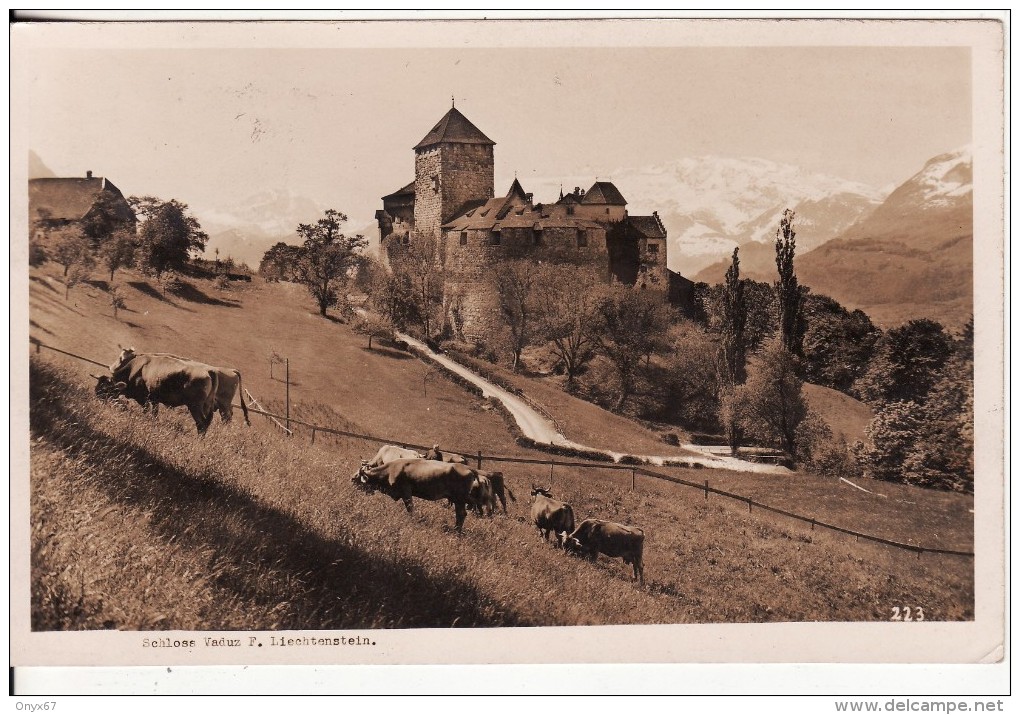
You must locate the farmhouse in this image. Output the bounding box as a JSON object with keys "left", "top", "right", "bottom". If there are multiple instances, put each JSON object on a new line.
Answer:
{"left": 376, "top": 106, "right": 681, "bottom": 338}
{"left": 29, "top": 170, "right": 135, "bottom": 243}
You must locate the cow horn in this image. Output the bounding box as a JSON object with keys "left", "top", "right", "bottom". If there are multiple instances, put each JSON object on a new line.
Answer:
{"left": 89, "top": 373, "right": 102, "bottom": 380}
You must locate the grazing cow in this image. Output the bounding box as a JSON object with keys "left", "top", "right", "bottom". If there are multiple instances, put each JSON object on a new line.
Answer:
{"left": 472, "top": 473, "right": 496, "bottom": 516}
{"left": 96, "top": 354, "right": 219, "bottom": 434}
{"left": 365, "top": 444, "right": 424, "bottom": 468}
{"left": 479, "top": 471, "right": 515, "bottom": 515}
{"left": 529, "top": 486, "right": 575, "bottom": 548}
{"left": 423, "top": 445, "right": 468, "bottom": 465}
{"left": 352, "top": 458, "right": 484, "bottom": 532}
{"left": 562, "top": 518, "right": 645, "bottom": 585}
{"left": 112, "top": 347, "right": 250, "bottom": 425}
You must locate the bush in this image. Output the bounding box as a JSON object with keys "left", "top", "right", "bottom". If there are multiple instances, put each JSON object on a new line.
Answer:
{"left": 796, "top": 411, "right": 859, "bottom": 479}
{"left": 214, "top": 275, "right": 231, "bottom": 291}
{"left": 29, "top": 239, "right": 48, "bottom": 267}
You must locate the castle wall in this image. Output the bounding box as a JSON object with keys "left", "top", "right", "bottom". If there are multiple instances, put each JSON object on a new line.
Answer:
{"left": 414, "top": 144, "right": 494, "bottom": 239}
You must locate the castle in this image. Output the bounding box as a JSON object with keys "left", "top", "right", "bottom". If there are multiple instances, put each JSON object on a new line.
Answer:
{"left": 376, "top": 105, "right": 675, "bottom": 339}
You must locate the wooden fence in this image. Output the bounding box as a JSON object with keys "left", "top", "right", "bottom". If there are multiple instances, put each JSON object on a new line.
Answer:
{"left": 30, "top": 338, "right": 975, "bottom": 560}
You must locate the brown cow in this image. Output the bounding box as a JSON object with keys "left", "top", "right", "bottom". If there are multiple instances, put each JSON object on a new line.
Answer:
{"left": 111, "top": 347, "right": 250, "bottom": 425}
{"left": 562, "top": 518, "right": 645, "bottom": 585}
{"left": 530, "top": 486, "right": 575, "bottom": 548}
{"left": 352, "top": 458, "right": 484, "bottom": 532}
{"left": 365, "top": 444, "right": 424, "bottom": 468}
{"left": 96, "top": 354, "right": 219, "bottom": 434}
{"left": 423, "top": 445, "right": 468, "bottom": 465}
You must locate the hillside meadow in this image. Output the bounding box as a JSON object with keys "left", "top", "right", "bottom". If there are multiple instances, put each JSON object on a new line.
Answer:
{"left": 26, "top": 265, "right": 975, "bottom": 628}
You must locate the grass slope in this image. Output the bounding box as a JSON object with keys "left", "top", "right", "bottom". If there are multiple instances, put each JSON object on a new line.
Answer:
{"left": 26, "top": 265, "right": 975, "bottom": 629}
{"left": 30, "top": 359, "right": 974, "bottom": 629}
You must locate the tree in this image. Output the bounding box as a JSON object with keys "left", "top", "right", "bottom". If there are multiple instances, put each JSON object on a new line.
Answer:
{"left": 294, "top": 209, "right": 367, "bottom": 317}
{"left": 391, "top": 231, "right": 443, "bottom": 340}
{"left": 661, "top": 322, "right": 722, "bottom": 432}
{"left": 353, "top": 313, "right": 395, "bottom": 350}
{"left": 131, "top": 196, "right": 208, "bottom": 278}
{"left": 110, "top": 286, "right": 126, "bottom": 319}
{"left": 492, "top": 259, "right": 542, "bottom": 373}
{"left": 64, "top": 263, "right": 90, "bottom": 301}
{"left": 81, "top": 190, "right": 132, "bottom": 248}
{"left": 98, "top": 228, "right": 136, "bottom": 282}
{"left": 715, "top": 248, "right": 749, "bottom": 453}
{"left": 53, "top": 228, "right": 93, "bottom": 277}
{"left": 534, "top": 264, "right": 603, "bottom": 387}
{"left": 775, "top": 208, "right": 805, "bottom": 356}
{"left": 801, "top": 294, "right": 880, "bottom": 393}
{"left": 735, "top": 338, "right": 807, "bottom": 461}
{"left": 595, "top": 286, "right": 672, "bottom": 411}
{"left": 259, "top": 242, "right": 303, "bottom": 282}
{"left": 854, "top": 319, "right": 953, "bottom": 405}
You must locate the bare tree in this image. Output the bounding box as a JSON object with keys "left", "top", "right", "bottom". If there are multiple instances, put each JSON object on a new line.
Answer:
{"left": 492, "top": 259, "right": 542, "bottom": 373}
{"left": 534, "top": 264, "right": 604, "bottom": 386}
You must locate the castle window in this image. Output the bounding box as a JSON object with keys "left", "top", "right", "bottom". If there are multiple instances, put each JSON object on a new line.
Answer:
{"left": 567, "top": 205, "right": 574, "bottom": 215}
{"left": 647, "top": 243, "right": 659, "bottom": 254}
{"left": 460, "top": 231, "right": 468, "bottom": 245}
{"left": 491, "top": 232, "right": 501, "bottom": 246}
{"left": 576, "top": 229, "right": 588, "bottom": 248}
{"left": 431, "top": 175, "right": 440, "bottom": 193}
{"left": 605, "top": 207, "right": 610, "bottom": 214}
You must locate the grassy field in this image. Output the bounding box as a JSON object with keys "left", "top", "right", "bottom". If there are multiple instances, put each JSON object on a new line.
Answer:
{"left": 26, "top": 264, "right": 975, "bottom": 629}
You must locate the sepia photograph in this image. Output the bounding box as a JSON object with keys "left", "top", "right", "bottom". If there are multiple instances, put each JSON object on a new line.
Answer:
{"left": 9, "top": 15, "right": 1006, "bottom": 688}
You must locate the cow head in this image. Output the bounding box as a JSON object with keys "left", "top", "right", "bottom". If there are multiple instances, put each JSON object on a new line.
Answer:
{"left": 424, "top": 444, "right": 440, "bottom": 460}
{"left": 531, "top": 485, "right": 552, "bottom": 498}
{"left": 93, "top": 374, "right": 127, "bottom": 401}
{"left": 351, "top": 461, "right": 376, "bottom": 492}
{"left": 561, "top": 532, "right": 583, "bottom": 553}
{"left": 110, "top": 345, "right": 136, "bottom": 372}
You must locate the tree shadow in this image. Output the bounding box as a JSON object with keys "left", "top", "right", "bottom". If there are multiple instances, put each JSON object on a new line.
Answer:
{"left": 270, "top": 376, "right": 301, "bottom": 387}
{"left": 128, "top": 281, "right": 176, "bottom": 304}
{"left": 322, "top": 314, "right": 349, "bottom": 324}
{"left": 30, "top": 275, "right": 59, "bottom": 293}
{"left": 85, "top": 279, "right": 110, "bottom": 292}
{"left": 29, "top": 362, "right": 523, "bottom": 630}
{"left": 360, "top": 346, "right": 414, "bottom": 361}
{"left": 171, "top": 282, "right": 241, "bottom": 308}
{"left": 29, "top": 319, "right": 55, "bottom": 336}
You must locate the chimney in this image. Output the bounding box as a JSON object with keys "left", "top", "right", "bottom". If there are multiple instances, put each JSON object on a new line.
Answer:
{"left": 86, "top": 170, "right": 93, "bottom": 179}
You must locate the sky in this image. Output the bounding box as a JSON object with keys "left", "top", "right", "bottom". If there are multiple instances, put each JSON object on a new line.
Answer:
{"left": 20, "top": 23, "right": 973, "bottom": 232}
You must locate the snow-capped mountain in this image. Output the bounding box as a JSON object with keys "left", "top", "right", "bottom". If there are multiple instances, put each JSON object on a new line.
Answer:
{"left": 565, "top": 157, "right": 885, "bottom": 276}
{"left": 190, "top": 189, "right": 375, "bottom": 268}
{"left": 794, "top": 146, "right": 973, "bottom": 328}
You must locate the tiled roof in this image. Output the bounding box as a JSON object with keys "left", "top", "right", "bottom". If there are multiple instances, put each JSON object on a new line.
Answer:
{"left": 628, "top": 215, "right": 667, "bottom": 239}
{"left": 29, "top": 177, "right": 133, "bottom": 222}
{"left": 381, "top": 180, "right": 415, "bottom": 201}
{"left": 414, "top": 108, "right": 496, "bottom": 150}
{"left": 581, "top": 181, "right": 627, "bottom": 206}
{"left": 443, "top": 198, "right": 601, "bottom": 232}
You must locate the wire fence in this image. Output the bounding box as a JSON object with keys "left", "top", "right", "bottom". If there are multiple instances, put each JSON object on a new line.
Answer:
{"left": 30, "top": 338, "right": 975, "bottom": 560}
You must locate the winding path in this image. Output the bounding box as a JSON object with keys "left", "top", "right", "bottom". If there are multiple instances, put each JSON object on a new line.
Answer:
{"left": 398, "top": 332, "right": 790, "bottom": 475}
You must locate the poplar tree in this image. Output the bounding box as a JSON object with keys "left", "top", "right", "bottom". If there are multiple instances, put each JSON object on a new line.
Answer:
{"left": 775, "top": 208, "right": 805, "bottom": 356}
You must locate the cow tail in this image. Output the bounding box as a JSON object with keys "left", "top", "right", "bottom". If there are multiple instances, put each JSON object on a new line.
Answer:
{"left": 506, "top": 486, "right": 517, "bottom": 502}
{"left": 235, "top": 369, "right": 251, "bottom": 425}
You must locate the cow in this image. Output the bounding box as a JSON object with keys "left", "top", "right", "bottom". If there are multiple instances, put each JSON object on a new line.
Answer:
{"left": 111, "top": 347, "right": 250, "bottom": 425}
{"left": 423, "top": 445, "right": 468, "bottom": 465}
{"left": 530, "top": 486, "right": 575, "bottom": 548}
{"left": 365, "top": 444, "right": 424, "bottom": 468}
{"left": 351, "top": 458, "right": 484, "bottom": 532}
{"left": 95, "top": 354, "right": 219, "bottom": 434}
{"left": 479, "top": 471, "right": 515, "bottom": 515}
{"left": 561, "top": 518, "right": 645, "bottom": 585}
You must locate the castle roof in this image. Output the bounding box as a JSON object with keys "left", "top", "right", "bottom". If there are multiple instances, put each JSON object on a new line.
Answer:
{"left": 581, "top": 181, "right": 627, "bottom": 206}
{"left": 381, "top": 181, "right": 416, "bottom": 202}
{"left": 627, "top": 215, "right": 667, "bottom": 239}
{"left": 414, "top": 107, "right": 496, "bottom": 151}
{"left": 506, "top": 177, "right": 529, "bottom": 202}
{"left": 29, "top": 176, "right": 132, "bottom": 223}
{"left": 442, "top": 197, "right": 601, "bottom": 232}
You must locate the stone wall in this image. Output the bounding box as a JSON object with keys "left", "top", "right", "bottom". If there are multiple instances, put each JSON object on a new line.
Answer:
{"left": 413, "top": 143, "right": 494, "bottom": 239}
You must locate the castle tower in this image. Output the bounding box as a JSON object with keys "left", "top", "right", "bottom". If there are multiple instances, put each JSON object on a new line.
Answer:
{"left": 413, "top": 107, "right": 495, "bottom": 240}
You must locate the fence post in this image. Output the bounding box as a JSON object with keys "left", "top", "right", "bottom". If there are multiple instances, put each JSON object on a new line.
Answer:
{"left": 549, "top": 461, "right": 554, "bottom": 483}
{"left": 477, "top": 451, "right": 482, "bottom": 470}
{"left": 810, "top": 518, "right": 815, "bottom": 531}
{"left": 704, "top": 479, "right": 708, "bottom": 500}
{"left": 631, "top": 467, "right": 636, "bottom": 491}
{"left": 311, "top": 428, "right": 316, "bottom": 444}
{"left": 35, "top": 341, "right": 40, "bottom": 354}
{"left": 285, "top": 358, "right": 290, "bottom": 435}
{"left": 747, "top": 498, "right": 752, "bottom": 513}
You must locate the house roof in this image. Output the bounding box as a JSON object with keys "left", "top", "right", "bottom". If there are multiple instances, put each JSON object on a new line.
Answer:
{"left": 443, "top": 196, "right": 601, "bottom": 232}
{"left": 581, "top": 181, "right": 627, "bottom": 206}
{"left": 381, "top": 180, "right": 416, "bottom": 202}
{"left": 414, "top": 108, "right": 496, "bottom": 151}
{"left": 627, "top": 215, "right": 667, "bottom": 239}
{"left": 28, "top": 176, "right": 133, "bottom": 223}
